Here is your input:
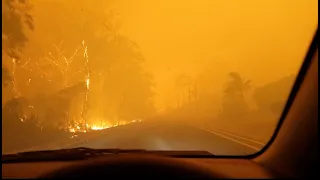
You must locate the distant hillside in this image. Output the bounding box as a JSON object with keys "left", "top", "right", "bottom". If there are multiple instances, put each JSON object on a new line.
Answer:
{"left": 253, "top": 75, "right": 296, "bottom": 110}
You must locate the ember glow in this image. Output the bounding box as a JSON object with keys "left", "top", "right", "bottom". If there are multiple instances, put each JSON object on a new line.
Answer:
{"left": 68, "top": 123, "right": 110, "bottom": 132}
{"left": 66, "top": 119, "right": 143, "bottom": 133}
{"left": 86, "top": 77, "right": 90, "bottom": 89}
{"left": 11, "top": 58, "right": 20, "bottom": 98}
{"left": 90, "top": 124, "right": 111, "bottom": 130}
{"left": 80, "top": 40, "right": 90, "bottom": 130}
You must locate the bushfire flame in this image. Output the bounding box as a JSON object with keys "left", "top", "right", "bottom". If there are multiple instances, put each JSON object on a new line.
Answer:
{"left": 67, "top": 119, "right": 142, "bottom": 133}
{"left": 8, "top": 40, "right": 144, "bottom": 134}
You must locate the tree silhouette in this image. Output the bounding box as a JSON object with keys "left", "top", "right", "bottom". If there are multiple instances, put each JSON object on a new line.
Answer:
{"left": 175, "top": 74, "right": 188, "bottom": 106}
{"left": 2, "top": 96, "right": 30, "bottom": 128}
{"left": 2, "top": 66, "right": 11, "bottom": 87}
{"left": 222, "top": 72, "right": 251, "bottom": 117}
{"left": 2, "top": 0, "right": 34, "bottom": 99}
{"left": 98, "top": 35, "right": 156, "bottom": 122}
{"left": 2, "top": 0, "right": 34, "bottom": 60}
{"left": 224, "top": 72, "right": 251, "bottom": 98}
{"left": 15, "top": 0, "right": 156, "bottom": 127}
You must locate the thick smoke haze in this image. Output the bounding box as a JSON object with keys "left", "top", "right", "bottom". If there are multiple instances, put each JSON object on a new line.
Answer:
{"left": 2, "top": 0, "right": 317, "bottom": 154}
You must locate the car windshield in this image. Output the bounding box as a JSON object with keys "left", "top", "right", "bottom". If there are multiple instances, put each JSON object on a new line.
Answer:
{"left": 2, "top": 0, "right": 318, "bottom": 156}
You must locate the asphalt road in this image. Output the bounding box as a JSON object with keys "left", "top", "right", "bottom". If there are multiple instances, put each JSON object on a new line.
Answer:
{"left": 61, "top": 119, "right": 264, "bottom": 156}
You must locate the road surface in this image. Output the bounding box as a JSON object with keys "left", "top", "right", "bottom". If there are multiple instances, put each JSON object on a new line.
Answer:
{"left": 59, "top": 119, "right": 264, "bottom": 156}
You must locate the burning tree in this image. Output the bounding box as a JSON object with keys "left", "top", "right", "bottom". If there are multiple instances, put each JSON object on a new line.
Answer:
{"left": 3, "top": 0, "right": 156, "bottom": 133}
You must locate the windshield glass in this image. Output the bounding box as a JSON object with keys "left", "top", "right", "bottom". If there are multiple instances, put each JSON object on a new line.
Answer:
{"left": 2, "top": 0, "right": 318, "bottom": 156}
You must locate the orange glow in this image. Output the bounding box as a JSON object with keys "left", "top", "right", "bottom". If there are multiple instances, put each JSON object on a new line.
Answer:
{"left": 86, "top": 78, "right": 90, "bottom": 89}
{"left": 2, "top": 0, "right": 317, "bottom": 155}
{"left": 66, "top": 119, "right": 143, "bottom": 133}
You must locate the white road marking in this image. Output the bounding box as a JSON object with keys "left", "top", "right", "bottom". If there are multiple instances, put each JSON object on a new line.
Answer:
{"left": 191, "top": 125, "right": 262, "bottom": 151}
{"left": 206, "top": 127, "right": 265, "bottom": 146}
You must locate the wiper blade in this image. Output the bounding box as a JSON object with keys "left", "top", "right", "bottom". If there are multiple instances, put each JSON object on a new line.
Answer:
{"left": 18, "top": 147, "right": 147, "bottom": 155}
{"left": 2, "top": 147, "right": 147, "bottom": 163}
{"left": 2, "top": 147, "right": 215, "bottom": 163}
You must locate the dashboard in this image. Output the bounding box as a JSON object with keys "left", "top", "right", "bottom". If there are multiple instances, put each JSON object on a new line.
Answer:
{"left": 2, "top": 155, "right": 279, "bottom": 178}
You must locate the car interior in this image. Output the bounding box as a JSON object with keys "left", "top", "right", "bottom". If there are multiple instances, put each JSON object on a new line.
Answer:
{"left": 2, "top": 29, "right": 318, "bottom": 179}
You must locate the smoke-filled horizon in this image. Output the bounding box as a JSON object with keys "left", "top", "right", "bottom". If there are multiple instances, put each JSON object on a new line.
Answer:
{"left": 114, "top": 0, "right": 317, "bottom": 109}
